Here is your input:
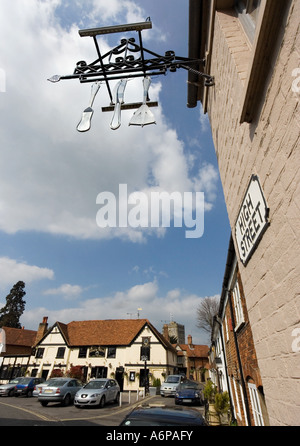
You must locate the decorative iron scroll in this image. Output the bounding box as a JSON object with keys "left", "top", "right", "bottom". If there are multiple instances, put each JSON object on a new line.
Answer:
{"left": 48, "top": 20, "right": 214, "bottom": 130}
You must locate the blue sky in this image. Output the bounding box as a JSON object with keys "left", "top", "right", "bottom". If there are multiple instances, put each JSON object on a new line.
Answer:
{"left": 0, "top": 0, "right": 230, "bottom": 344}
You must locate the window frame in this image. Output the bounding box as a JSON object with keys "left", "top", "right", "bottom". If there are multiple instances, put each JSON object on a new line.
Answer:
{"left": 235, "top": 0, "right": 261, "bottom": 43}
{"left": 56, "top": 347, "right": 66, "bottom": 359}
{"left": 232, "top": 278, "right": 245, "bottom": 329}
{"left": 78, "top": 346, "right": 88, "bottom": 358}
{"left": 35, "top": 347, "right": 44, "bottom": 359}
{"left": 248, "top": 383, "right": 265, "bottom": 426}
{"left": 107, "top": 347, "right": 117, "bottom": 358}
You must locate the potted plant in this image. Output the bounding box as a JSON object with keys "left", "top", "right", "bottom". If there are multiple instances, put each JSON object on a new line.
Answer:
{"left": 214, "top": 391, "right": 230, "bottom": 425}
{"left": 203, "top": 380, "right": 219, "bottom": 425}
{"left": 203, "top": 380, "right": 216, "bottom": 403}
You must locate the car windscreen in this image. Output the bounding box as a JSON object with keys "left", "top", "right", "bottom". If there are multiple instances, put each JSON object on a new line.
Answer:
{"left": 179, "top": 382, "right": 200, "bottom": 389}
{"left": 165, "top": 376, "right": 180, "bottom": 383}
{"left": 16, "top": 378, "right": 31, "bottom": 384}
{"left": 84, "top": 380, "right": 106, "bottom": 389}
{"left": 46, "top": 379, "right": 68, "bottom": 386}
{"left": 9, "top": 378, "right": 23, "bottom": 384}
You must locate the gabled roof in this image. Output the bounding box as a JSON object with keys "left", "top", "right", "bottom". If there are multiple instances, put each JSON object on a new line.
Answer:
{"left": 38, "top": 319, "right": 176, "bottom": 352}
{"left": 2, "top": 326, "right": 37, "bottom": 347}
{"left": 177, "top": 343, "right": 209, "bottom": 359}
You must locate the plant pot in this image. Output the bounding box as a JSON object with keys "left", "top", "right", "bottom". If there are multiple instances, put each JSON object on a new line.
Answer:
{"left": 149, "top": 386, "right": 159, "bottom": 395}
{"left": 208, "top": 403, "right": 220, "bottom": 426}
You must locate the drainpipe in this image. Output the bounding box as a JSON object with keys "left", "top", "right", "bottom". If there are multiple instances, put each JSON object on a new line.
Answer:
{"left": 215, "top": 315, "right": 235, "bottom": 423}
{"left": 187, "top": 0, "right": 203, "bottom": 108}
{"left": 227, "top": 290, "right": 252, "bottom": 426}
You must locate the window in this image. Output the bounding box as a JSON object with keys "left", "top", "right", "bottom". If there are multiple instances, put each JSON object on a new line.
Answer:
{"left": 235, "top": 0, "right": 261, "bottom": 42}
{"left": 232, "top": 377, "right": 242, "bottom": 421}
{"left": 56, "top": 347, "right": 65, "bottom": 359}
{"left": 35, "top": 348, "right": 44, "bottom": 359}
{"left": 107, "top": 347, "right": 116, "bottom": 358}
{"left": 78, "top": 347, "right": 88, "bottom": 358}
{"left": 248, "top": 383, "right": 264, "bottom": 426}
{"left": 224, "top": 316, "right": 229, "bottom": 342}
{"left": 232, "top": 279, "right": 244, "bottom": 328}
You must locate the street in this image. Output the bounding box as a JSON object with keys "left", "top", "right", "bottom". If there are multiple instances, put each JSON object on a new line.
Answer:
{"left": 0, "top": 393, "right": 205, "bottom": 426}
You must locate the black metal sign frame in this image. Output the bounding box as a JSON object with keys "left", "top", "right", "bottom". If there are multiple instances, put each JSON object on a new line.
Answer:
{"left": 48, "top": 20, "right": 214, "bottom": 104}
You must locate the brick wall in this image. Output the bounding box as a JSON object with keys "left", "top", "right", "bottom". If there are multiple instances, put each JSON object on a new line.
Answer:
{"left": 223, "top": 269, "right": 265, "bottom": 425}
{"left": 207, "top": 1, "right": 300, "bottom": 426}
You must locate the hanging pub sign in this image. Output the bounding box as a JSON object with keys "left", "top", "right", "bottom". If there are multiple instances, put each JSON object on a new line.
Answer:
{"left": 235, "top": 175, "right": 269, "bottom": 265}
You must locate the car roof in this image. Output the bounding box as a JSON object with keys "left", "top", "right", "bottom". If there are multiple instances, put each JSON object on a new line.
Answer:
{"left": 123, "top": 404, "right": 204, "bottom": 422}
{"left": 48, "top": 377, "right": 73, "bottom": 380}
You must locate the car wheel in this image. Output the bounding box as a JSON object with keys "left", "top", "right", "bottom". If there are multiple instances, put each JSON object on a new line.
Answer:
{"left": 63, "top": 394, "right": 71, "bottom": 406}
{"left": 27, "top": 390, "right": 33, "bottom": 397}
{"left": 115, "top": 392, "right": 120, "bottom": 404}
{"left": 8, "top": 389, "right": 14, "bottom": 397}
{"left": 40, "top": 401, "right": 48, "bottom": 407}
{"left": 99, "top": 395, "right": 105, "bottom": 408}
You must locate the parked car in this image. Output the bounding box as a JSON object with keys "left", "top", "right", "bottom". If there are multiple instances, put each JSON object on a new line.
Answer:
{"left": 38, "top": 378, "right": 82, "bottom": 406}
{"left": 14, "top": 377, "right": 45, "bottom": 397}
{"left": 120, "top": 404, "right": 207, "bottom": 426}
{"left": 33, "top": 380, "right": 51, "bottom": 397}
{"left": 0, "top": 377, "right": 24, "bottom": 397}
{"left": 175, "top": 380, "right": 204, "bottom": 406}
{"left": 160, "top": 374, "right": 187, "bottom": 397}
{"left": 74, "top": 378, "right": 120, "bottom": 408}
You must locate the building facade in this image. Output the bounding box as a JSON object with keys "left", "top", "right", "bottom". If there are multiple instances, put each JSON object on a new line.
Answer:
{"left": 0, "top": 326, "right": 37, "bottom": 382}
{"left": 211, "top": 236, "right": 270, "bottom": 426}
{"left": 25, "top": 318, "right": 177, "bottom": 391}
{"left": 175, "top": 335, "right": 209, "bottom": 382}
{"left": 188, "top": 0, "right": 300, "bottom": 426}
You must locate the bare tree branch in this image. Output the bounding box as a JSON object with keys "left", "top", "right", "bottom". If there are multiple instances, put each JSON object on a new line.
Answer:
{"left": 196, "top": 296, "right": 220, "bottom": 335}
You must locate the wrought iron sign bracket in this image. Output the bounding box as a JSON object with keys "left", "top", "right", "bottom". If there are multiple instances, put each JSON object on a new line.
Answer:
{"left": 48, "top": 19, "right": 215, "bottom": 100}
{"left": 47, "top": 20, "right": 214, "bottom": 130}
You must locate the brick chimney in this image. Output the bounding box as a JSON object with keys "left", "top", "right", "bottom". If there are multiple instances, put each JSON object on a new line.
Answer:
{"left": 162, "top": 324, "right": 170, "bottom": 341}
{"left": 35, "top": 317, "right": 48, "bottom": 345}
{"left": 187, "top": 334, "right": 194, "bottom": 348}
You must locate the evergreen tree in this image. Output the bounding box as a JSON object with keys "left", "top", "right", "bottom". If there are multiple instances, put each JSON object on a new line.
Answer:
{"left": 0, "top": 281, "right": 26, "bottom": 328}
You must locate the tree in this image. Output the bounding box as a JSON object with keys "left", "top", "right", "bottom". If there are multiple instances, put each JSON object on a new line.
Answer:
{"left": 196, "top": 296, "right": 219, "bottom": 335}
{"left": 0, "top": 281, "right": 26, "bottom": 328}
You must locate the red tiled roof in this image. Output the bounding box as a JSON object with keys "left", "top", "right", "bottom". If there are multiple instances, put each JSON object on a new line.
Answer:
{"left": 178, "top": 344, "right": 209, "bottom": 358}
{"left": 48, "top": 319, "right": 175, "bottom": 351}
{"left": 2, "top": 326, "right": 37, "bottom": 347}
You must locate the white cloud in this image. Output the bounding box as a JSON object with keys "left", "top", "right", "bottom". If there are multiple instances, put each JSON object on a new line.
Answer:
{"left": 0, "top": 257, "right": 54, "bottom": 288}
{"left": 20, "top": 280, "right": 217, "bottom": 344}
{"left": 44, "top": 283, "right": 83, "bottom": 300}
{"left": 0, "top": 0, "right": 219, "bottom": 243}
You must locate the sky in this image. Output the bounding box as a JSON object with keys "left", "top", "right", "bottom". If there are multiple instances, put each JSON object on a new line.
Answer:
{"left": 0, "top": 0, "right": 231, "bottom": 345}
